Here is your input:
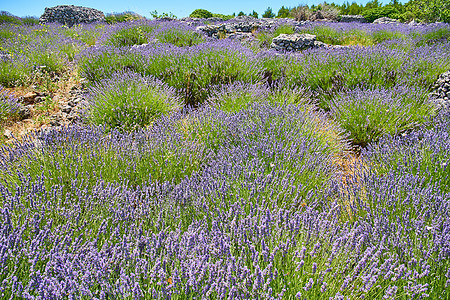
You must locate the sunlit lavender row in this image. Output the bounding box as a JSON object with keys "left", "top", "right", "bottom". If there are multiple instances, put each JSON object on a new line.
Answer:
{"left": 0, "top": 18, "right": 449, "bottom": 299}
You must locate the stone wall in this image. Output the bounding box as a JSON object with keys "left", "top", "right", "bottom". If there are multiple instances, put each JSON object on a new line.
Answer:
{"left": 339, "top": 15, "right": 368, "bottom": 23}
{"left": 431, "top": 71, "right": 450, "bottom": 110}
{"left": 39, "top": 5, "right": 105, "bottom": 27}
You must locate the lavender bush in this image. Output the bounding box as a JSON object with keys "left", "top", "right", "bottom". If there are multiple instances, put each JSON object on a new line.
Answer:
{"left": 330, "top": 86, "right": 436, "bottom": 146}
{"left": 206, "top": 81, "right": 311, "bottom": 113}
{"left": 363, "top": 111, "right": 450, "bottom": 193}
{"left": 86, "top": 71, "right": 183, "bottom": 131}
{"left": 0, "top": 87, "right": 20, "bottom": 122}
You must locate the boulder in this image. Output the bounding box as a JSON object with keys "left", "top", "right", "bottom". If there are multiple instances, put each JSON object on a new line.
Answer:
{"left": 271, "top": 33, "right": 317, "bottom": 51}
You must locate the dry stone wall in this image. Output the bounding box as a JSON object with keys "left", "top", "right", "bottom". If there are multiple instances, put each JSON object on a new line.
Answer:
{"left": 39, "top": 5, "right": 105, "bottom": 27}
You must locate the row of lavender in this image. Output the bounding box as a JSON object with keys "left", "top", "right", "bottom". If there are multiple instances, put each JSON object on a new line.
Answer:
{"left": 0, "top": 20, "right": 449, "bottom": 299}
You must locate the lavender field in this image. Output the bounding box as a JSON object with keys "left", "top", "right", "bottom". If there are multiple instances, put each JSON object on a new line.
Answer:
{"left": 0, "top": 18, "right": 449, "bottom": 299}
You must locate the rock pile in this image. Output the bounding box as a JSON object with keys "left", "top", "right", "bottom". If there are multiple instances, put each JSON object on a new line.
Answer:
{"left": 373, "top": 17, "right": 400, "bottom": 24}
{"left": 271, "top": 33, "right": 318, "bottom": 51}
{"left": 39, "top": 5, "right": 105, "bottom": 27}
{"left": 196, "top": 18, "right": 307, "bottom": 39}
{"left": 339, "top": 15, "right": 368, "bottom": 23}
{"left": 49, "top": 86, "right": 88, "bottom": 127}
{"left": 431, "top": 71, "right": 450, "bottom": 109}
{"left": 0, "top": 50, "right": 11, "bottom": 62}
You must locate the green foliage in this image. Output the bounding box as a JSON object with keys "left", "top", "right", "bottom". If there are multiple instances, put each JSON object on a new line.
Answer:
{"left": 0, "top": 11, "right": 21, "bottom": 25}
{"left": 362, "top": 6, "right": 399, "bottom": 22}
{"left": 442, "top": 9, "right": 450, "bottom": 23}
{"left": 237, "top": 11, "right": 245, "bottom": 16}
{"left": 0, "top": 11, "right": 38, "bottom": 26}
{"left": 79, "top": 47, "right": 263, "bottom": 106}
{"left": 105, "top": 12, "right": 143, "bottom": 24}
{"left": 155, "top": 27, "right": 204, "bottom": 47}
{"left": 405, "top": 0, "right": 450, "bottom": 22}
{"left": 262, "top": 7, "right": 275, "bottom": 18}
{"left": 212, "top": 13, "right": 234, "bottom": 20}
{"left": 277, "top": 6, "right": 291, "bottom": 18}
{"left": 340, "top": 2, "right": 364, "bottom": 15}
{"left": 21, "top": 16, "right": 39, "bottom": 26}
{"left": 189, "top": 9, "right": 213, "bottom": 19}
{"left": 105, "top": 24, "right": 157, "bottom": 47}
{"left": 255, "top": 25, "right": 295, "bottom": 48}
{"left": 300, "top": 26, "right": 373, "bottom": 46}
{"left": 149, "top": 10, "right": 177, "bottom": 19}
{"left": 249, "top": 10, "right": 258, "bottom": 18}
{"left": 0, "top": 61, "right": 29, "bottom": 87}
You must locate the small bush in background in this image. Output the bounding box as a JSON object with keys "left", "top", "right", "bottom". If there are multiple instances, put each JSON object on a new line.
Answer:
{"left": 189, "top": 9, "right": 213, "bottom": 19}
{"left": 0, "top": 11, "right": 21, "bottom": 25}
{"left": 362, "top": 6, "right": 399, "bottom": 22}
{"left": 290, "top": 5, "right": 311, "bottom": 21}
{"left": 105, "top": 11, "right": 143, "bottom": 24}
{"left": 104, "top": 23, "right": 157, "bottom": 47}
{"left": 86, "top": 71, "right": 182, "bottom": 131}
{"left": 154, "top": 25, "right": 204, "bottom": 47}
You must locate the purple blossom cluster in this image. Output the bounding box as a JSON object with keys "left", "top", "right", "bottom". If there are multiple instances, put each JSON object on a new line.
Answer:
{"left": 0, "top": 87, "right": 20, "bottom": 121}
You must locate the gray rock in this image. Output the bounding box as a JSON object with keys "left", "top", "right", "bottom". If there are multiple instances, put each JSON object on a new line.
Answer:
{"left": 373, "top": 17, "right": 400, "bottom": 24}
{"left": 0, "top": 50, "right": 11, "bottom": 62}
{"left": 61, "top": 105, "right": 72, "bottom": 113}
{"left": 431, "top": 71, "right": 450, "bottom": 110}
{"left": 18, "top": 105, "right": 31, "bottom": 120}
{"left": 39, "top": 5, "right": 105, "bottom": 27}
{"left": 339, "top": 15, "right": 368, "bottom": 23}
{"left": 271, "top": 33, "right": 317, "bottom": 51}
{"left": 3, "top": 129, "right": 13, "bottom": 139}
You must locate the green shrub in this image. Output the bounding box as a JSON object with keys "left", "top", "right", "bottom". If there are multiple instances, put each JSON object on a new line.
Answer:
{"left": 362, "top": 6, "right": 399, "bottom": 22}
{"left": 189, "top": 9, "right": 213, "bottom": 19}
{"left": 21, "top": 16, "right": 39, "bottom": 26}
{"left": 442, "top": 9, "right": 450, "bottom": 23}
{"left": 0, "top": 11, "right": 21, "bottom": 25}
{"left": 330, "top": 86, "right": 436, "bottom": 147}
{"left": 105, "top": 12, "right": 143, "bottom": 24}
{"left": 262, "top": 7, "right": 275, "bottom": 18}
{"left": 212, "top": 13, "right": 234, "bottom": 20}
{"left": 155, "top": 27, "right": 204, "bottom": 47}
{"left": 105, "top": 24, "right": 157, "bottom": 47}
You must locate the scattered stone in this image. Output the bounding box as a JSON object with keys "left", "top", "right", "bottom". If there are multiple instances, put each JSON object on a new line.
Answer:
{"left": 18, "top": 105, "right": 31, "bottom": 120}
{"left": 0, "top": 50, "right": 12, "bottom": 62}
{"left": 34, "top": 96, "right": 46, "bottom": 103}
{"left": 39, "top": 5, "right": 105, "bottom": 27}
{"left": 61, "top": 105, "right": 72, "bottom": 113}
{"left": 373, "top": 17, "right": 400, "bottom": 24}
{"left": 22, "top": 92, "right": 38, "bottom": 104}
{"left": 339, "top": 15, "right": 367, "bottom": 23}
{"left": 196, "top": 18, "right": 307, "bottom": 39}
{"left": 431, "top": 71, "right": 450, "bottom": 109}
{"left": 3, "top": 129, "right": 13, "bottom": 139}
